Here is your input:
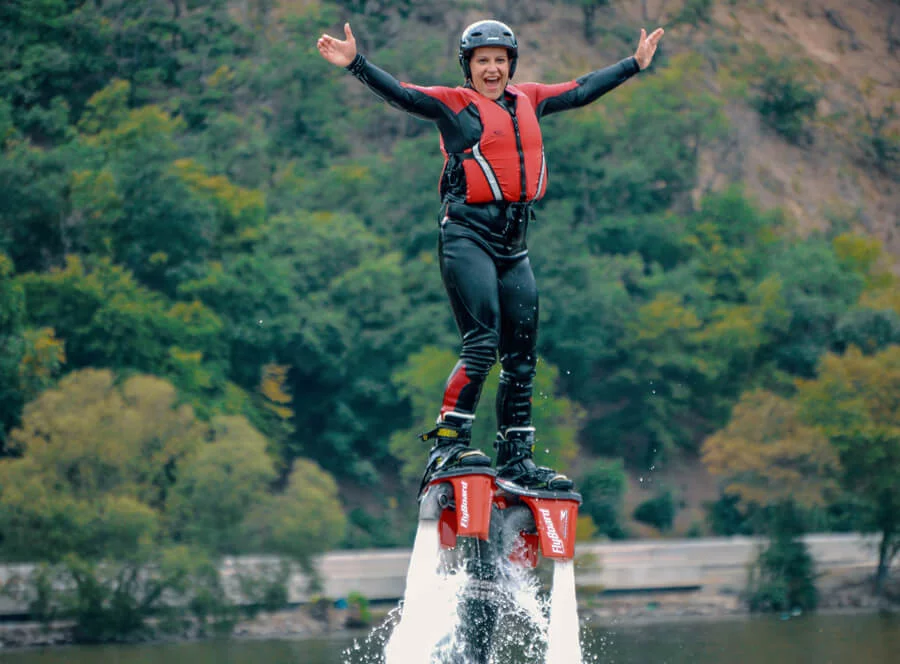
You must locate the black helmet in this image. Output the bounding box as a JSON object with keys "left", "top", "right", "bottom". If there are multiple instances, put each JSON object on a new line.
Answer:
{"left": 458, "top": 20, "right": 518, "bottom": 81}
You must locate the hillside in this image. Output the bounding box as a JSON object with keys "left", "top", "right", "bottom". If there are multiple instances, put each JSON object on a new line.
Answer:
{"left": 2, "top": 0, "right": 897, "bottom": 555}
{"left": 457, "top": 0, "right": 899, "bottom": 258}
{"left": 310, "top": 0, "right": 900, "bottom": 536}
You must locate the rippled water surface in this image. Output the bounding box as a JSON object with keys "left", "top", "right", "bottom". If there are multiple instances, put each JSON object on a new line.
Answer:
{"left": 3, "top": 612, "right": 898, "bottom": 664}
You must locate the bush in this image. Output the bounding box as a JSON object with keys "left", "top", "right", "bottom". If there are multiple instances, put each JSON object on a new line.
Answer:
{"left": 346, "top": 591, "right": 372, "bottom": 628}
{"left": 1, "top": 548, "right": 243, "bottom": 644}
{"left": 233, "top": 559, "right": 291, "bottom": 615}
{"left": 855, "top": 101, "right": 900, "bottom": 174}
{"left": 705, "top": 492, "right": 759, "bottom": 536}
{"left": 745, "top": 503, "right": 818, "bottom": 613}
{"left": 751, "top": 55, "right": 822, "bottom": 144}
{"left": 579, "top": 458, "right": 628, "bottom": 539}
{"left": 746, "top": 535, "right": 818, "bottom": 612}
{"left": 633, "top": 488, "right": 677, "bottom": 532}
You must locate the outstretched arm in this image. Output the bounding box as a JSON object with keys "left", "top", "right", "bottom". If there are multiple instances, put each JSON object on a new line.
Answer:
{"left": 521, "top": 27, "right": 665, "bottom": 118}
{"left": 317, "top": 22, "right": 458, "bottom": 121}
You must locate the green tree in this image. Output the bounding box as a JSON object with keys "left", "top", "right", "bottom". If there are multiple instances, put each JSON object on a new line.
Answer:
{"left": 180, "top": 207, "right": 449, "bottom": 476}
{"left": 701, "top": 390, "right": 840, "bottom": 509}
{"left": 562, "top": 0, "right": 610, "bottom": 43}
{"left": 0, "top": 253, "right": 26, "bottom": 450}
{"left": 0, "top": 369, "right": 203, "bottom": 561}
{"left": 701, "top": 390, "right": 840, "bottom": 612}
{"left": 850, "top": 82, "right": 900, "bottom": 174}
{"left": 578, "top": 458, "right": 628, "bottom": 539}
{"left": 796, "top": 346, "right": 900, "bottom": 593}
{"left": 74, "top": 83, "right": 224, "bottom": 294}
{"left": 0, "top": 139, "right": 70, "bottom": 273}
{"left": 168, "top": 416, "right": 278, "bottom": 554}
{"left": 763, "top": 236, "right": 869, "bottom": 378}
{"left": 749, "top": 53, "right": 822, "bottom": 144}
{"left": 257, "top": 6, "right": 351, "bottom": 164}
{"left": 542, "top": 52, "right": 728, "bottom": 222}
{"left": 0, "top": 0, "right": 254, "bottom": 139}
{"left": 20, "top": 256, "right": 231, "bottom": 407}
{"left": 241, "top": 458, "right": 348, "bottom": 570}
{"left": 633, "top": 488, "right": 677, "bottom": 532}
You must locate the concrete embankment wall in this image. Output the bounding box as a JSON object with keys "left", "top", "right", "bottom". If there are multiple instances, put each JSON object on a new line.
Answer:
{"left": 0, "top": 534, "right": 883, "bottom": 615}
{"left": 308, "top": 533, "right": 882, "bottom": 603}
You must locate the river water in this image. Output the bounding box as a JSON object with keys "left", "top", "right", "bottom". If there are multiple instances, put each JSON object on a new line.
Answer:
{"left": 1, "top": 612, "right": 897, "bottom": 664}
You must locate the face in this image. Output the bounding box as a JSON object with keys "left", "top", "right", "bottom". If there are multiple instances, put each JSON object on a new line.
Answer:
{"left": 469, "top": 46, "right": 511, "bottom": 100}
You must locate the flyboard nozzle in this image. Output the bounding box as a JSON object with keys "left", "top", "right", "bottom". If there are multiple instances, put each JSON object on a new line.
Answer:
{"left": 418, "top": 482, "right": 454, "bottom": 520}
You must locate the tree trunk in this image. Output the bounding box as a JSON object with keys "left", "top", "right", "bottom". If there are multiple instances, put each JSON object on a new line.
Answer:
{"left": 583, "top": 6, "right": 596, "bottom": 44}
{"left": 874, "top": 526, "right": 893, "bottom": 595}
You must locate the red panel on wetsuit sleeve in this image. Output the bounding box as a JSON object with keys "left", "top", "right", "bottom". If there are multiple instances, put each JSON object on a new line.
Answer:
{"left": 516, "top": 81, "right": 580, "bottom": 108}
{"left": 440, "top": 363, "right": 471, "bottom": 416}
{"left": 401, "top": 83, "right": 472, "bottom": 114}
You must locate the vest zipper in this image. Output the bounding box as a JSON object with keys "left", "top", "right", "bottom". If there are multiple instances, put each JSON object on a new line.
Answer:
{"left": 508, "top": 108, "right": 528, "bottom": 202}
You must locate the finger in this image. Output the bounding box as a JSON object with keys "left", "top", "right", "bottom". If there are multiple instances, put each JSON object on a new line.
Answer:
{"left": 640, "top": 28, "right": 647, "bottom": 43}
{"left": 344, "top": 22, "right": 353, "bottom": 41}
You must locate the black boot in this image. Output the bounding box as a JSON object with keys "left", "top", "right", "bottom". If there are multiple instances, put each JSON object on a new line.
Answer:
{"left": 495, "top": 427, "right": 574, "bottom": 491}
{"left": 418, "top": 412, "right": 492, "bottom": 497}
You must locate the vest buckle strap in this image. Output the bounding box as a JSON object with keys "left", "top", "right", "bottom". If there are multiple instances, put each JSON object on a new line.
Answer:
{"left": 503, "top": 203, "right": 534, "bottom": 240}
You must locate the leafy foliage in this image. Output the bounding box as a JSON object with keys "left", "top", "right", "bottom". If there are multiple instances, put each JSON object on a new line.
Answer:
{"left": 745, "top": 503, "right": 819, "bottom": 613}
{"left": 632, "top": 488, "right": 677, "bottom": 532}
{"left": 796, "top": 346, "right": 900, "bottom": 592}
{"left": 749, "top": 53, "right": 822, "bottom": 144}
{"left": 0, "top": 253, "right": 26, "bottom": 450}
{"left": 0, "top": 1, "right": 897, "bottom": 619}
{"left": 701, "top": 390, "right": 840, "bottom": 508}
{"left": 0, "top": 368, "right": 345, "bottom": 568}
{"left": 578, "top": 457, "right": 628, "bottom": 539}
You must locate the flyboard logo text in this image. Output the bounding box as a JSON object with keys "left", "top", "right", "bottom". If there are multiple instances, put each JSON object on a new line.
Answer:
{"left": 539, "top": 508, "right": 566, "bottom": 555}
{"left": 460, "top": 480, "right": 470, "bottom": 528}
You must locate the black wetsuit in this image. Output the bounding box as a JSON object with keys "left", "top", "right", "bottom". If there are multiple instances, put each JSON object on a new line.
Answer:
{"left": 346, "top": 53, "right": 640, "bottom": 431}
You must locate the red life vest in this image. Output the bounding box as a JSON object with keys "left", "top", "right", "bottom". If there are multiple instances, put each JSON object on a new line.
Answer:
{"left": 440, "top": 86, "right": 547, "bottom": 205}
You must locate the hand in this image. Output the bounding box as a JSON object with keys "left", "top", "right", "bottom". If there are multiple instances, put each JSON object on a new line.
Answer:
{"left": 317, "top": 22, "right": 357, "bottom": 67}
{"left": 634, "top": 27, "right": 664, "bottom": 70}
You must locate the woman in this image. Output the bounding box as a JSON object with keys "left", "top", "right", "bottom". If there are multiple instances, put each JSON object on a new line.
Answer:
{"left": 317, "top": 19, "right": 663, "bottom": 493}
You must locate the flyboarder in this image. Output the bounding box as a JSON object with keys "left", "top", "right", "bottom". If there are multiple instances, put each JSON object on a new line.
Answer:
{"left": 317, "top": 18, "right": 663, "bottom": 494}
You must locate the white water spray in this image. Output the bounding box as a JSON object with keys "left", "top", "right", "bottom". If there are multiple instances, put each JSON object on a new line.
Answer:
{"left": 383, "top": 520, "right": 463, "bottom": 663}
{"left": 346, "top": 541, "right": 585, "bottom": 664}
{"left": 346, "top": 498, "right": 586, "bottom": 664}
{"left": 545, "top": 559, "right": 583, "bottom": 664}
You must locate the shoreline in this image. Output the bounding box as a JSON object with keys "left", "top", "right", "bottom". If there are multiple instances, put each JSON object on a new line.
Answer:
{"left": 1, "top": 581, "right": 897, "bottom": 653}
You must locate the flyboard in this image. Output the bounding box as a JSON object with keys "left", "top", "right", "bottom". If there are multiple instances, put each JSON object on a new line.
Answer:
{"left": 385, "top": 465, "right": 583, "bottom": 664}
